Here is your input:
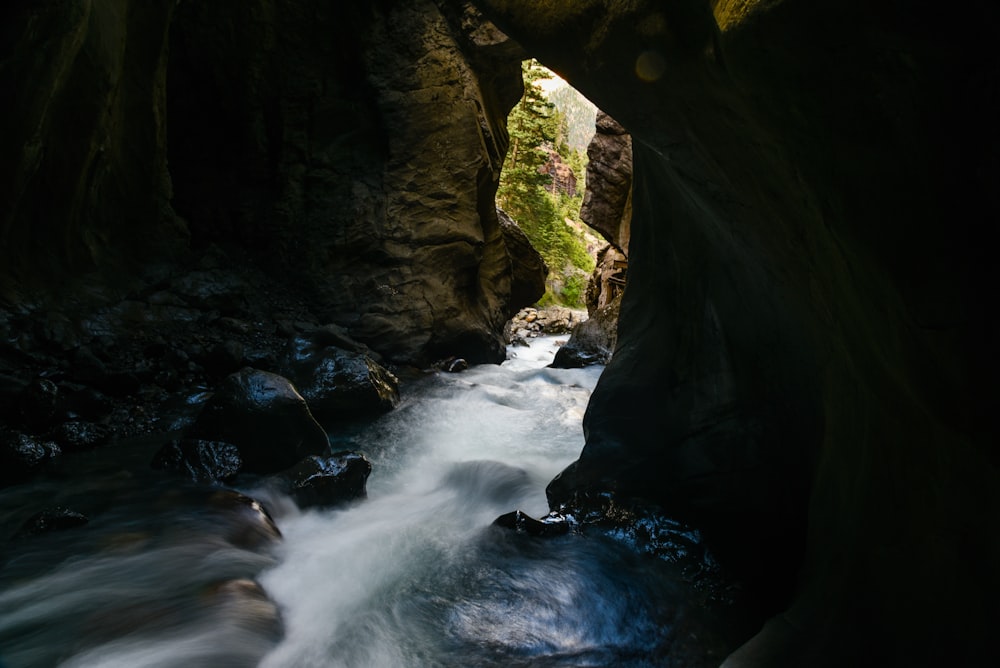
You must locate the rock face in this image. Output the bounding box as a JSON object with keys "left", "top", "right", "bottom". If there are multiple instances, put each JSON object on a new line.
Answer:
{"left": 476, "top": 0, "right": 999, "bottom": 665}
{"left": 580, "top": 111, "right": 633, "bottom": 255}
{"left": 554, "top": 111, "right": 631, "bottom": 367}
{"left": 0, "top": 0, "right": 184, "bottom": 300}
{"left": 497, "top": 208, "right": 549, "bottom": 315}
{"left": 166, "top": 0, "right": 527, "bottom": 365}
{"left": 1, "top": 1, "right": 530, "bottom": 366}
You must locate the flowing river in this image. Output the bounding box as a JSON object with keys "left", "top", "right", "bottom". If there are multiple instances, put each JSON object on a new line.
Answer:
{"left": 0, "top": 337, "right": 745, "bottom": 667}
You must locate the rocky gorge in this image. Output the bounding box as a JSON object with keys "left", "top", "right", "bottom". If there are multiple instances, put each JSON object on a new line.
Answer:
{"left": 2, "top": 1, "right": 998, "bottom": 667}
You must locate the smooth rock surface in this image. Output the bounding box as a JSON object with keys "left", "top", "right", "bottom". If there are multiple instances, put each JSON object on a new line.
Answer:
{"left": 187, "top": 368, "right": 328, "bottom": 474}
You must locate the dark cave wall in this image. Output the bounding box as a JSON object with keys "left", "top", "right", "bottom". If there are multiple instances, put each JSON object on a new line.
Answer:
{"left": 475, "top": 0, "right": 998, "bottom": 665}
{"left": 1, "top": 0, "right": 528, "bottom": 366}
{"left": 167, "top": 0, "right": 526, "bottom": 365}
{"left": 2, "top": 0, "right": 996, "bottom": 663}
{"left": 0, "top": 0, "right": 184, "bottom": 302}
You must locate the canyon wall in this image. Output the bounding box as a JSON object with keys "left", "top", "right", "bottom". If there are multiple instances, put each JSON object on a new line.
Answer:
{"left": 167, "top": 0, "right": 528, "bottom": 364}
{"left": 474, "top": 0, "right": 998, "bottom": 665}
{"left": 1, "top": 0, "right": 532, "bottom": 366}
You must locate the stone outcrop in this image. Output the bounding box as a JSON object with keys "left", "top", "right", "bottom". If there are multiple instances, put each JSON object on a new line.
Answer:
{"left": 475, "top": 0, "right": 999, "bottom": 665}
{"left": 166, "top": 0, "right": 527, "bottom": 365}
{"left": 506, "top": 306, "right": 586, "bottom": 343}
{"left": 497, "top": 208, "right": 549, "bottom": 316}
{"left": 555, "top": 110, "right": 631, "bottom": 367}
{"left": 580, "top": 111, "right": 633, "bottom": 255}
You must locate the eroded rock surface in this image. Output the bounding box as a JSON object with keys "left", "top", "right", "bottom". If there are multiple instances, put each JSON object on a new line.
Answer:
{"left": 167, "top": 0, "right": 527, "bottom": 365}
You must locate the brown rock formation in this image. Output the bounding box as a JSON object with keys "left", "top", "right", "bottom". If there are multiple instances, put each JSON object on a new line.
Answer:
{"left": 167, "top": 0, "right": 527, "bottom": 364}
{"left": 580, "top": 111, "right": 633, "bottom": 255}
{"left": 475, "top": 0, "right": 999, "bottom": 665}
{"left": 1, "top": 1, "right": 532, "bottom": 366}
{"left": 497, "top": 208, "right": 549, "bottom": 316}
{"left": 555, "top": 110, "right": 631, "bottom": 366}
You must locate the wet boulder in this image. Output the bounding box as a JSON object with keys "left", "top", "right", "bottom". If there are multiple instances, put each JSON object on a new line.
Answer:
{"left": 187, "top": 368, "right": 328, "bottom": 473}
{"left": 283, "top": 337, "right": 399, "bottom": 425}
{"left": 276, "top": 452, "right": 371, "bottom": 509}
{"left": 493, "top": 510, "right": 570, "bottom": 536}
{"left": 442, "top": 460, "right": 532, "bottom": 505}
{"left": 0, "top": 430, "right": 61, "bottom": 486}
{"left": 550, "top": 297, "right": 620, "bottom": 369}
{"left": 52, "top": 421, "right": 111, "bottom": 451}
{"left": 151, "top": 438, "right": 243, "bottom": 483}
{"left": 206, "top": 490, "right": 283, "bottom": 550}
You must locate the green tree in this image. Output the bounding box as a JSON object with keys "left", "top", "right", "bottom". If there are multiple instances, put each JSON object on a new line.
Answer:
{"left": 498, "top": 60, "right": 596, "bottom": 307}
{"left": 497, "top": 60, "right": 558, "bottom": 223}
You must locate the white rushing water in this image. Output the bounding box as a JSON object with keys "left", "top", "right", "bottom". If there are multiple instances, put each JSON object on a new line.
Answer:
{"left": 2, "top": 336, "right": 730, "bottom": 668}
{"left": 255, "top": 336, "right": 609, "bottom": 667}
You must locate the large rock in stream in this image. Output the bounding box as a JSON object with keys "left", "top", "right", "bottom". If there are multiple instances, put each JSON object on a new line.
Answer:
{"left": 281, "top": 332, "right": 399, "bottom": 427}
{"left": 273, "top": 452, "right": 372, "bottom": 510}
{"left": 187, "top": 368, "right": 328, "bottom": 474}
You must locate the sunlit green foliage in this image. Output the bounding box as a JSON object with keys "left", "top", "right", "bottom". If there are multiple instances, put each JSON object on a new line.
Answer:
{"left": 498, "top": 60, "right": 595, "bottom": 308}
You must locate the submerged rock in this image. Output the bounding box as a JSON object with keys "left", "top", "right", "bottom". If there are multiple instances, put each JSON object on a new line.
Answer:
{"left": 187, "top": 368, "right": 328, "bottom": 473}
{"left": 14, "top": 506, "right": 89, "bottom": 538}
{"left": 206, "top": 578, "right": 284, "bottom": 643}
{"left": 207, "top": 490, "right": 282, "bottom": 550}
{"left": 442, "top": 460, "right": 532, "bottom": 505}
{"left": 151, "top": 438, "right": 243, "bottom": 483}
{"left": 275, "top": 452, "right": 372, "bottom": 509}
